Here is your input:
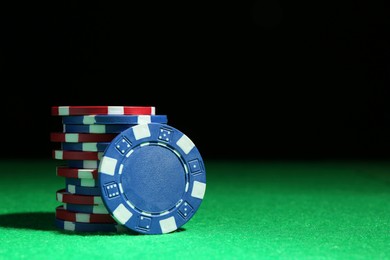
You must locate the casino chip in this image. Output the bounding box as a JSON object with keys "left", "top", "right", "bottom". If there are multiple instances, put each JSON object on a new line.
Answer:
{"left": 63, "top": 124, "right": 137, "bottom": 134}
{"left": 67, "top": 160, "right": 100, "bottom": 169}
{"left": 99, "top": 123, "right": 206, "bottom": 234}
{"left": 52, "top": 106, "right": 155, "bottom": 116}
{"left": 54, "top": 218, "right": 123, "bottom": 232}
{"left": 56, "top": 189, "right": 102, "bottom": 204}
{"left": 52, "top": 150, "right": 103, "bottom": 160}
{"left": 62, "top": 115, "right": 168, "bottom": 125}
{"left": 63, "top": 203, "right": 109, "bottom": 214}
{"left": 56, "top": 206, "right": 115, "bottom": 223}
{"left": 50, "top": 133, "right": 116, "bottom": 143}
{"left": 50, "top": 105, "right": 209, "bottom": 234}
{"left": 65, "top": 177, "right": 97, "bottom": 187}
{"left": 56, "top": 167, "right": 98, "bottom": 179}
{"left": 66, "top": 184, "right": 101, "bottom": 196}
{"left": 61, "top": 142, "right": 110, "bottom": 152}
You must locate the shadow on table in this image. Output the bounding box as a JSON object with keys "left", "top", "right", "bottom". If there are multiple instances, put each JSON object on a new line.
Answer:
{"left": 0, "top": 212, "right": 56, "bottom": 231}
{"left": 0, "top": 212, "right": 185, "bottom": 236}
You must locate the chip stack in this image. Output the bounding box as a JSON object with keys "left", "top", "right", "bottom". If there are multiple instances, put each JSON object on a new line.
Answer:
{"left": 50, "top": 106, "right": 166, "bottom": 232}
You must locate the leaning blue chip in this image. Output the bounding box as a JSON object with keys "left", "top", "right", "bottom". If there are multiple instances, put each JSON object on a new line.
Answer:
{"left": 98, "top": 123, "right": 206, "bottom": 235}
{"left": 63, "top": 124, "right": 136, "bottom": 134}
{"left": 61, "top": 142, "right": 110, "bottom": 152}
{"left": 62, "top": 115, "right": 168, "bottom": 125}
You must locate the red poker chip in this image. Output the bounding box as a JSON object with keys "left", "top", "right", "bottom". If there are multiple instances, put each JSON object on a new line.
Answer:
{"left": 56, "top": 189, "right": 102, "bottom": 205}
{"left": 56, "top": 166, "right": 98, "bottom": 179}
{"left": 50, "top": 133, "right": 117, "bottom": 143}
{"left": 52, "top": 150, "right": 103, "bottom": 160}
{"left": 55, "top": 206, "right": 115, "bottom": 223}
{"left": 51, "top": 106, "right": 155, "bottom": 116}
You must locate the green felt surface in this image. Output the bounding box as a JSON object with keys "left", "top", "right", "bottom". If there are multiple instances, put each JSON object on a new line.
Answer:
{"left": 1, "top": 159, "right": 390, "bottom": 259}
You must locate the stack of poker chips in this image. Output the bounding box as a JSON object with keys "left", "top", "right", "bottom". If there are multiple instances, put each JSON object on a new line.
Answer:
{"left": 50, "top": 106, "right": 168, "bottom": 232}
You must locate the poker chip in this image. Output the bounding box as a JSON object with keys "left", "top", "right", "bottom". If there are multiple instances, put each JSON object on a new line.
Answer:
{"left": 67, "top": 160, "right": 100, "bottom": 169}
{"left": 63, "top": 203, "right": 108, "bottom": 214}
{"left": 56, "top": 189, "right": 102, "bottom": 204}
{"left": 99, "top": 123, "right": 206, "bottom": 234}
{"left": 52, "top": 106, "right": 156, "bottom": 116}
{"left": 55, "top": 206, "right": 115, "bottom": 223}
{"left": 52, "top": 150, "right": 103, "bottom": 160}
{"left": 65, "top": 178, "right": 97, "bottom": 187}
{"left": 50, "top": 133, "right": 116, "bottom": 143}
{"left": 61, "top": 142, "right": 110, "bottom": 152}
{"left": 62, "top": 115, "right": 168, "bottom": 125}
{"left": 63, "top": 124, "right": 135, "bottom": 134}
{"left": 56, "top": 167, "right": 98, "bottom": 179}
{"left": 55, "top": 218, "right": 123, "bottom": 232}
{"left": 50, "top": 106, "right": 205, "bottom": 234}
{"left": 66, "top": 184, "right": 101, "bottom": 196}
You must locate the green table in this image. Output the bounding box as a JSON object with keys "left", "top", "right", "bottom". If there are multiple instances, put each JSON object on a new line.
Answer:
{"left": 1, "top": 160, "right": 389, "bottom": 259}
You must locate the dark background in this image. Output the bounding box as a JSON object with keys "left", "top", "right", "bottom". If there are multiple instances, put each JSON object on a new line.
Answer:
{"left": 1, "top": 1, "right": 389, "bottom": 160}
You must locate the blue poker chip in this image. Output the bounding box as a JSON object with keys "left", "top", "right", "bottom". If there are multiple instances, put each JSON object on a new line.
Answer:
{"left": 66, "top": 184, "right": 101, "bottom": 195}
{"left": 61, "top": 142, "right": 110, "bottom": 152}
{"left": 67, "top": 160, "right": 100, "bottom": 169}
{"left": 98, "top": 123, "right": 206, "bottom": 235}
{"left": 63, "top": 124, "right": 135, "bottom": 134}
{"left": 63, "top": 203, "right": 108, "bottom": 214}
{"left": 54, "top": 218, "right": 124, "bottom": 232}
{"left": 62, "top": 115, "right": 168, "bottom": 125}
{"left": 65, "top": 177, "right": 98, "bottom": 187}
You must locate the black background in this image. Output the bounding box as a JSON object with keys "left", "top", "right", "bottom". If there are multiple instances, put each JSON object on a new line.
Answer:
{"left": 1, "top": 1, "right": 389, "bottom": 160}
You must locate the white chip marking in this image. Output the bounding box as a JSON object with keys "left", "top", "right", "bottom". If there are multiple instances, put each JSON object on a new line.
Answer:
{"left": 151, "top": 107, "right": 156, "bottom": 115}
{"left": 83, "top": 116, "right": 96, "bottom": 124}
{"left": 160, "top": 216, "right": 177, "bottom": 233}
{"left": 83, "top": 160, "right": 99, "bottom": 168}
{"left": 93, "top": 205, "right": 109, "bottom": 214}
{"left": 82, "top": 143, "right": 98, "bottom": 151}
{"left": 113, "top": 204, "right": 132, "bottom": 224}
{"left": 75, "top": 213, "right": 90, "bottom": 223}
{"left": 99, "top": 156, "right": 117, "bottom": 176}
{"left": 108, "top": 106, "right": 124, "bottom": 115}
{"left": 125, "top": 149, "right": 134, "bottom": 158}
{"left": 65, "top": 133, "right": 79, "bottom": 142}
{"left": 176, "top": 134, "right": 195, "bottom": 155}
{"left": 57, "top": 192, "right": 63, "bottom": 202}
{"left": 67, "top": 185, "right": 76, "bottom": 194}
{"left": 64, "top": 221, "right": 75, "bottom": 231}
{"left": 159, "top": 211, "right": 169, "bottom": 216}
{"left": 55, "top": 150, "right": 63, "bottom": 160}
{"left": 78, "top": 170, "right": 93, "bottom": 178}
{"left": 90, "top": 125, "right": 106, "bottom": 133}
{"left": 133, "top": 124, "right": 151, "bottom": 140}
{"left": 94, "top": 197, "right": 103, "bottom": 204}
{"left": 142, "top": 211, "right": 152, "bottom": 216}
{"left": 191, "top": 181, "right": 206, "bottom": 199}
{"left": 80, "top": 179, "right": 95, "bottom": 187}
{"left": 137, "top": 115, "right": 151, "bottom": 124}
{"left": 58, "top": 106, "right": 69, "bottom": 116}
